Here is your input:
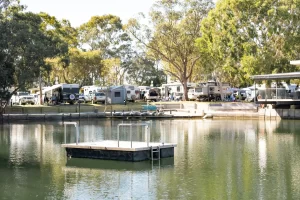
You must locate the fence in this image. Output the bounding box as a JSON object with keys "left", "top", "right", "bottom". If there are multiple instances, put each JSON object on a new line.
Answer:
{"left": 258, "top": 89, "right": 300, "bottom": 100}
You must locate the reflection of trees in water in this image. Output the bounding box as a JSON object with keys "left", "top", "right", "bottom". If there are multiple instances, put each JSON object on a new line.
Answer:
{"left": 1, "top": 119, "right": 300, "bottom": 199}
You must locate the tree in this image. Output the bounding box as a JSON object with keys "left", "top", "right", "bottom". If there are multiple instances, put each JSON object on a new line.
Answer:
{"left": 125, "top": 53, "right": 166, "bottom": 86}
{"left": 125, "top": 0, "right": 214, "bottom": 100}
{"left": 197, "top": 0, "right": 300, "bottom": 87}
{"left": 0, "top": 2, "right": 68, "bottom": 113}
{"left": 39, "top": 13, "right": 77, "bottom": 86}
{"left": 78, "top": 15, "right": 133, "bottom": 85}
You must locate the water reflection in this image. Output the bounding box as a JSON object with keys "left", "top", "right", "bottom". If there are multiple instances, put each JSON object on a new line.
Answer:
{"left": 1, "top": 119, "right": 300, "bottom": 199}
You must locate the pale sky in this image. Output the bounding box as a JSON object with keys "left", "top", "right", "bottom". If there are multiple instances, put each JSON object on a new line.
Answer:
{"left": 20, "top": 0, "right": 155, "bottom": 27}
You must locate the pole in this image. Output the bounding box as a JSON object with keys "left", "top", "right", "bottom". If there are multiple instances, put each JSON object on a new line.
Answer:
{"left": 254, "top": 81, "right": 256, "bottom": 103}
{"left": 130, "top": 124, "right": 132, "bottom": 148}
{"left": 39, "top": 72, "right": 43, "bottom": 105}
{"left": 117, "top": 125, "right": 120, "bottom": 147}
{"left": 76, "top": 124, "right": 79, "bottom": 145}
{"left": 64, "top": 124, "right": 66, "bottom": 144}
{"left": 147, "top": 126, "right": 149, "bottom": 147}
{"left": 79, "top": 102, "right": 81, "bottom": 118}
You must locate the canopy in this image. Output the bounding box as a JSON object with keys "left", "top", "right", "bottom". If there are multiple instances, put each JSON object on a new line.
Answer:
{"left": 251, "top": 72, "right": 300, "bottom": 81}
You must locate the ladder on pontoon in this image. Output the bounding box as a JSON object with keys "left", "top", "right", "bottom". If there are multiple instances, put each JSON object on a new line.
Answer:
{"left": 151, "top": 146, "right": 160, "bottom": 160}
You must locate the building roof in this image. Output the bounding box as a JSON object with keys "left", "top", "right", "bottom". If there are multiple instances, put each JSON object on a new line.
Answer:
{"left": 290, "top": 60, "right": 300, "bottom": 65}
{"left": 251, "top": 72, "right": 300, "bottom": 81}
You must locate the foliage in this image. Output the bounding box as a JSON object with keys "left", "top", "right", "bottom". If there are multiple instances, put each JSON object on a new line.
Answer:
{"left": 198, "top": 0, "right": 300, "bottom": 87}
{"left": 0, "top": 1, "right": 68, "bottom": 113}
{"left": 78, "top": 15, "right": 133, "bottom": 85}
{"left": 39, "top": 13, "right": 77, "bottom": 85}
{"left": 125, "top": 0, "right": 214, "bottom": 100}
{"left": 125, "top": 54, "right": 166, "bottom": 86}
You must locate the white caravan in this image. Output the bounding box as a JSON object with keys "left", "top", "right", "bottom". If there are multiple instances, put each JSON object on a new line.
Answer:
{"left": 82, "top": 85, "right": 107, "bottom": 103}
{"left": 124, "top": 85, "right": 140, "bottom": 102}
{"left": 161, "top": 82, "right": 197, "bottom": 100}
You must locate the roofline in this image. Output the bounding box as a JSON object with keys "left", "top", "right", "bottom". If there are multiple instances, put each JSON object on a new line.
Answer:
{"left": 290, "top": 60, "right": 300, "bottom": 65}
{"left": 251, "top": 72, "right": 300, "bottom": 81}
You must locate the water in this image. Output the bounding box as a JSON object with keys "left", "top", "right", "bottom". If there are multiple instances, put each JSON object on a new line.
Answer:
{"left": 1, "top": 119, "right": 300, "bottom": 199}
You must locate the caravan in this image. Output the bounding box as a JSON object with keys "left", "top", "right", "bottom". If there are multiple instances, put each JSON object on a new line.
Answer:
{"left": 81, "top": 85, "right": 107, "bottom": 103}
{"left": 124, "top": 85, "right": 140, "bottom": 102}
{"left": 161, "top": 82, "right": 197, "bottom": 100}
{"left": 42, "top": 83, "right": 80, "bottom": 104}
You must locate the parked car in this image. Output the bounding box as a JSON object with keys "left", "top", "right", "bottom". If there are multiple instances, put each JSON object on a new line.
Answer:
{"left": 91, "top": 92, "right": 106, "bottom": 104}
{"left": 12, "top": 92, "right": 35, "bottom": 105}
{"left": 144, "top": 88, "right": 160, "bottom": 102}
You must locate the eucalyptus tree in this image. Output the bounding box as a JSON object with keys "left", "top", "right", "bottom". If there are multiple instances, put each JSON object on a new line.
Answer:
{"left": 125, "top": 0, "right": 214, "bottom": 100}
{"left": 0, "top": 1, "right": 68, "bottom": 112}
{"left": 78, "top": 15, "right": 133, "bottom": 85}
{"left": 125, "top": 54, "right": 166, "bottom": 86}
{"left": 197, "top": 0, "right": 300, "bottom": 87}
{"left": 39, "top": 13, "right": 78, "bottom": 86}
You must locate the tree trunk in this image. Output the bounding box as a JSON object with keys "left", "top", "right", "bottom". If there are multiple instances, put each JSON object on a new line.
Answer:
{"left": 0, "top": 100, "right": 8, "bottom": 123}
{"left": 182, "top": 78, "right": 189, "bottom": 101}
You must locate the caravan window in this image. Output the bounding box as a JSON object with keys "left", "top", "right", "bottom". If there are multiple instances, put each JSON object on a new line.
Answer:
{"left": 127, "top": 91, "right": 131, "bottom": 94}
{"left": 18, "top": 92, "right": 29, "bottom": 96}
{"left": 115, "top": 92, "right": 121, "bottom": 97}
{"left": 195, "top": 88, "right": 202, "bottom": 92}
{"left": 177, "top": 86, "right": 180, "bottom": 92}
{"left": 129, "top": 86, "right": 134, "bottom": 90}
{"left": 62, "top": 87, "right": 79, "bottom": 94}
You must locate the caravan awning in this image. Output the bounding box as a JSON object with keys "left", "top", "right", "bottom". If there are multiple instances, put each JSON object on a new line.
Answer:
{"left": 251, "top": 72, "right": 300, "bottom": 81}
{"left": 42, "top": 85, "right": 62, "bottom": 94}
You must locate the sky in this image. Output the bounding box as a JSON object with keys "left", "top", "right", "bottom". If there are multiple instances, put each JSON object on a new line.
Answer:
{"left": 20, "top": 0, "right": 155, "bottom": 27}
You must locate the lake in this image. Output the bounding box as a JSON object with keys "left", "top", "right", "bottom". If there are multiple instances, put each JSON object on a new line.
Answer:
{"left": 0, "top": 119, "right": 300, "bottom": 199}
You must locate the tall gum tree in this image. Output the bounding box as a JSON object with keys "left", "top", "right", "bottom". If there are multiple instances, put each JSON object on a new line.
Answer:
{"left": 78, "top": 15, "right": 133, "bottom": 85}
{"left": 125, "top": 0, "right": 214, "bottom": 100}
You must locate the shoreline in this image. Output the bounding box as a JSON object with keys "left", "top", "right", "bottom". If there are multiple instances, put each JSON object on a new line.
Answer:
{"left": 1, "top": 102, "right": 300, "bottom": 122}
